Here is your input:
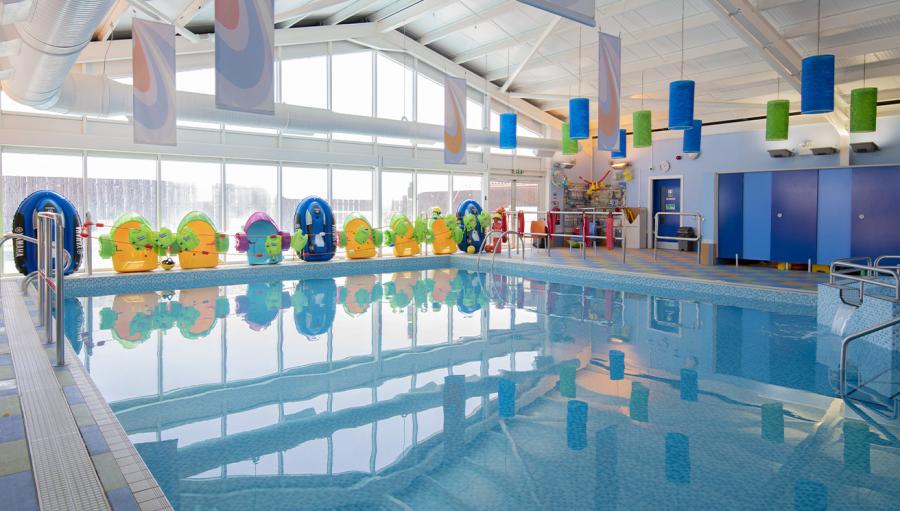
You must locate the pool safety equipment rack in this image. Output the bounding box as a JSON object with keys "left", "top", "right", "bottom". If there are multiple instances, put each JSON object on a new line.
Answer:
{"left": 653, "top": 211, "right": 704, "bottom": 265}
{"left": 830, "top": 256, "right": 900, "bottom": 305}
{"left": 506, "top": 209, "right": 627, "bottom": 262}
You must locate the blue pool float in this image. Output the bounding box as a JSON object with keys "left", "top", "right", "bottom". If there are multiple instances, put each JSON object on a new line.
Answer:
{"left": 235, "top": 212, "right": 291, "bottom": 265}
{"left": 292, "top": 279, "right": 336, "bottom": 339}
{"left": 12, "top": 190, "right": 83, "bottom": 275}
{"left": 456, "top": 199, "right": 486, "bottom": 253}
{"left": 293, "top": 196, "right": 336, "bottom": 262}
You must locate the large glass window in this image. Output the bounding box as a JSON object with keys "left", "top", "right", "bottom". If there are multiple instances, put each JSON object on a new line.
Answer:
{"left": 466, "top": 97, "right": 483, "bottom": 152}
{"left": 282, "top": 56, "right": 328, "bottom": 109}
{"left": 281, "top": 166, "right": 327, "bottom": 229}
{"left": 416, "top": 173, "right": 449, "bottom": 218}
{"left": 176, "top": 68, "right": 219, "bottom": 129}
{"left": 380, "top": 171, "right": 413, "bottom": 228}
{"left": 332, "top": 51, "right": 373, "bottom": 143}
{"left": 376, "top": 54, "right": 413, "bottom": 146}
{"left": 224, "top": 163, "right": 278, "bottom": 234}
{"left": 2, "top": 151, "right": 83, "bottom": 273}
{"left": 416, "top": 73, "right": 443, "bottom": 149}
{"left": 159, "top": 159, "right": 221, "bottom": 231}
{"left": 86, "top": 155, "right": 158, "bottom": 270}
{"left": 452, "top": 174, "right": 482, "bottom": 208}
{"left": 332, "top": 168, "right": 373, "bottom": 226}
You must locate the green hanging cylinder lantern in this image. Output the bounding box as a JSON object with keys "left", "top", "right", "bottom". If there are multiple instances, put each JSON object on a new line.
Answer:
{"left": 850, "top": 87, "right": 877, "bottom": 133}
{"left": 632, "top": 110, "right": 652, "bottom": 148}
{"left": 765, "top": 99, "right": 790, "bottom": 141}
{"left": 561, "top": 123, "right": 579, "bottom": 155}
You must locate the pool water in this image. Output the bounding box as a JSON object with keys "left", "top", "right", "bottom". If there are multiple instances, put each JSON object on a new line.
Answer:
{"left": 65, "top": 269, "right": 900, "bottom": 510}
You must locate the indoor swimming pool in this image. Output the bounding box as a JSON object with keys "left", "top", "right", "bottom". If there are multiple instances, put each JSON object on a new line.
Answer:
{"left": 64, "top": 269, "right": 899, "bottom": 511}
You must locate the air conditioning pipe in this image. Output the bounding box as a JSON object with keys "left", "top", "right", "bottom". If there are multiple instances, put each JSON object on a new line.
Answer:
{"left": 1, "top": 0, "right": 117, "bottom": 108}
{"left": 50, "top": 73, "right": 561, "bottom": 152}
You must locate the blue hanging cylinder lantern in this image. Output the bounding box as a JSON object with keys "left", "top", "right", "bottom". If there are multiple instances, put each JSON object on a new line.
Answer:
{"left": 801, "top": 54, "right": 834, "bottom": 114}
{"left": 668, "top": 80, "right": 695, "bottom": 130}
{"left": 499, "top": 112, "right": 517, "bottom": 149}
{"left": 569, "top": 97, "right": 590, "bottom": 140}
{"left": 683, "top": 119, "right": 702, "bottom": 153}
{"left": 611, "top": 129, "right": 627, "bottom": 159}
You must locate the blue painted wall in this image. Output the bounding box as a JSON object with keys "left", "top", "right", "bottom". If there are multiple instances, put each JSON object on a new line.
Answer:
{"left": 816, "top": 169, "right": 852, "bottom": 264}
{"left": 567, "top": 114, "right": 900, "bottom": 243}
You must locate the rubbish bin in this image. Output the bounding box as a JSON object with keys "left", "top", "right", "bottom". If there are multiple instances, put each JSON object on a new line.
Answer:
{"left": 677, "top": 226, "right": 695, "bottom": 251}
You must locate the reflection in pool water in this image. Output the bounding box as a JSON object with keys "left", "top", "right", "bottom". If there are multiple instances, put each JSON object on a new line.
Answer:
{"left": 68, "top": 270, "right": 900, "bottom": 510}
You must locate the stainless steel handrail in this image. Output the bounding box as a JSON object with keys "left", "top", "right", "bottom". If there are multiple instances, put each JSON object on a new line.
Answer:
{"left": 0, "top": 232, "right": 73, "bottom": 275}
{"left": 36, "top": 212, "right": 66, "bottom": 367}
{"left": 830, "top": 258, "right": 900, "bottom": 302}
{"left": 840, "top": 316, "right": 900, "bottom": 397}
{"left": 653, "top": 211, "right": 704, "bottom": 265}
{"left": 874, "top": 255, "right": 900, "bottom": 270}
{"left": 476, "top": 229, "right": 525, "bottom": 272}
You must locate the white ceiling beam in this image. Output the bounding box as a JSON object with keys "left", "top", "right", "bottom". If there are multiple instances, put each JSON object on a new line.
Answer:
{"left": 77, "top": 22, "right": 380, "bottom": 63}
{"left": 621, "top": 11, "right": 720, "bottom": 45}
{"left": 487, "top": 37, "right": 746, "bottom": 82}
{"left": 127, "top": 0, "right": 200, "bottom": 42}
{"left": 597, "top": 0, "right": 660, "bottom": 17}
{"left": 780, "top": 3, "right": 900, "bottom": 40}
{"left": 509, "top": 92, "right": 772, "bottom": 111}
{"left": 754, "top": 0, "right": 804, "bottom": 10}
{"left": 359, "top": 30, "right": 562, "bottom": 128}
{"left": 419, "top": 0, "right": 517, "bottom": 45}
{"left": 276, "top": 0, "right": 350, "bottom": 28}
{"left": 324, "top": 0, "right": 379, "bottom": 25}
{"left": 501, "top": 16, "right": 561, "bottom": 92}
{"left": 452, "top": 26, "right": 546, "bottom": 64}
{"left": 175, "top": 0, "right": 213, "bottom": 27}
{"left": 826, "top": 34, "right": 900, "bottom": 60}
{"left": 93, "top": 0, "right": 129, "bottom": 41}
{"left": 376, "top": 0, "right": 457, "bottom": 33}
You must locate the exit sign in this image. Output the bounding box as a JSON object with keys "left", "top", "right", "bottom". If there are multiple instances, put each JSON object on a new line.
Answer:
{"left": 511, "top": 168, "right": 525, "bottom": 175}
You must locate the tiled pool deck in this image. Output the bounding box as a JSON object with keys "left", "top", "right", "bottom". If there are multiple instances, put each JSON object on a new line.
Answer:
{"left": 0, "top": 249, "right": 827, "bottom": 510}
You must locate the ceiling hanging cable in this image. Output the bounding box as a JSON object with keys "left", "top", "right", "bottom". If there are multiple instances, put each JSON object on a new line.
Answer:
{"left": 680, "top": 0, "right": 685, "bottom": 81}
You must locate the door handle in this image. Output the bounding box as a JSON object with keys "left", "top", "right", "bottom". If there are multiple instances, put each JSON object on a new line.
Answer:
{"left": 776, "top": 212, "right": 783, "bottom": 218}
{"left": 858, "top": 213, "right": 865, "bottom": 220}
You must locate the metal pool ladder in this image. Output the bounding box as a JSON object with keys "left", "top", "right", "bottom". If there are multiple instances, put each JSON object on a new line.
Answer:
{"left": 476, "top": 229, "right": 525, "bottom": 274}
{"left": 1, "top": 213, "right": 70, "bottom": 366}
{"left": 830, "top": 256, "right": 900, "bottom": 306}
{"left": 840, "top": 315, "right": 900, "bottom": 397}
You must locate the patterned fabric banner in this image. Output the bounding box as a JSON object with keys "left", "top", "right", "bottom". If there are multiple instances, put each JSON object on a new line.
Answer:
{"left": 132, "top": 19, "right": 176, "bottom": 146}
{"left": 517, "top": 0, "right": 595, "bottom": 27}
{"left": 444, "top": 76, "right": 467, "bottom": 164}
{"left": 215, "top": 0, "right": 274, "bottom": 114}
{"left": 596, "top": 32, "right": 621, "bottom": 152}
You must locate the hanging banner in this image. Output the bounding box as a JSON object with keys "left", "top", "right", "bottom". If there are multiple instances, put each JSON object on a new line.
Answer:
{"left": 215, "top": 0, "right": 274, "bottom": 114}
{"left": 444, "top": 76, "right": 467, "bottom": 165}
{"left": 596, "top": 32, "right": 621, "bottom": 152}
{"left": 133, "top": 19, "right": 176, "bottom": 146}
{"left": 517, "top": 0, "right": 595, "bottom": 27}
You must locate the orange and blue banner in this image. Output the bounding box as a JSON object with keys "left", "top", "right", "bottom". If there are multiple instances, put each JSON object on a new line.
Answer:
{"left": 596, "top": 32, "right": 621, "bottom": 152}
{"left": 132, "top": 19, "right": 176, "bottom": 146}
{"left": 444, "top": 76, "right": 467, "bottom": 164}
{"left": 215, "top": 0, "right": 274, "bottom": 114}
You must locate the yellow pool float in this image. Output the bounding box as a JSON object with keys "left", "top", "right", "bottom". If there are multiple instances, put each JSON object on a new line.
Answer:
{"left": 98, "top": 213, "right": 173, "bottom": 273}
{"left": 339, "top": 214, "right": 382, "bottom": 259}
{"left": 428, "top": 207, "right": 462, "bottom": 255}
{"left": 171, "top": 211, "right": 229, "bottom": 269}
{"left": 384, "top": 213, "right": 427, "bottom": 257}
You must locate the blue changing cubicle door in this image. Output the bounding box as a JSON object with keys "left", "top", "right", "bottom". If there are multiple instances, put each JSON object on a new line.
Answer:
{"left": 653, "top": 178, "right": 682, "bottom": 238}
{"left": 816, "top": 169, "right": 852, "bottom": 265}
{"left": 852, "top": 166, "right": 900, "bottom": 258}
{"left": 716, "top": 173, "right": 743, "bottom": 260}
{"left": 742, "top": 172, "right": 772, "bottom": 261}
{"left": 771, "top": 170, "right": 818, "bottom": 263}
